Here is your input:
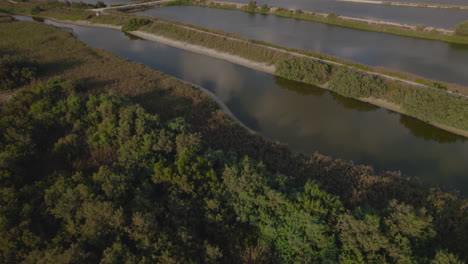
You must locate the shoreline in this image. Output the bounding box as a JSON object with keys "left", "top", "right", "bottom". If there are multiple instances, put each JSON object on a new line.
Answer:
{"left": 10, "top": 15, "right": 468, "bottom": 138}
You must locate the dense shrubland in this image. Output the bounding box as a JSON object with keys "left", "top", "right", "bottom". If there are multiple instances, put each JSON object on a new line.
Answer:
{"left": 0, "top": 55, "right": 37, "bottom": 91}
{"left": 0, "top": 77, "right": 465, "bottom": 263}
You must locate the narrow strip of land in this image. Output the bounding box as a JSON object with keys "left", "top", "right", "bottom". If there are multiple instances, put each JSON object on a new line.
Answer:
{"left": 338, "top": 0, "right": 468, "bottom": 10}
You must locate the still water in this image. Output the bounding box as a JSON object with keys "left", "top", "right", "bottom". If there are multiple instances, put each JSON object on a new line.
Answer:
{"left": 15, "top": 16, "right": 468, "bottom": 195}
{"left": 137, "top": 6, "right": 468, "bottom": 86}
{"left": 215, "top": 0, "right": 468, "bottom": 29}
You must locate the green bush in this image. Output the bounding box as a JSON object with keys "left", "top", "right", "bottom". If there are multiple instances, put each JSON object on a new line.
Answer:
{"left": 30, "top": 5, "right": 41, "bottom": 15}
{"left": 327, "top": 12, "right": 337, "bottom": 21}
{"left": 0, "top": 55, "right": 37, "bottom": 91}
{"left": 275, "top": 58, "right": 331, "bottom": 85}
{"left": 328, "top": 70, "right": 387, "bottom": 98}
{"left": 454, "top": 20, "right": 468, "bottom": 36}
{"left": 94, "top": 1, "right": 106, "bottom": 8}
{"left": 260, "top": 4, "right": 269, "bottom": 13}
{"left": 121, "top": 18, "right": 150, "bottom": 32}
{"left": 247, "top": 0, "right": 256, "bottom": 11}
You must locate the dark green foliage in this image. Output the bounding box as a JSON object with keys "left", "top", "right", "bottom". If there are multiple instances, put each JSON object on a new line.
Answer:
{"left": 1, "top": 78, "right": 465, "bottom": 263}
{"left": 455, "top": 20, "right": 468, "bottom": 36}
{"left": 275, "top": 57, "right": 331, "bottom": 85}
{"left": 260, "top": 4, "right": 269, "bottom": 12}
{"left": 247, "top": 0, "right": 256, "bottom": 11}
{"left": 29, "top": 5, "right": 41, "bottom": 15}
{"left": 329, "top": 70, "right": 387, "bottom": 98}
{"left": 327, "top": 12, "right": 337, "bottom": 21}
{"left": 121, "top": 18, "right": 150, "bottom": 32}
{"left": 94, "top": 1, "right": 106, "bottom": 8}
{"left": 0, "top": 55, "right": 37, "bottom": 91}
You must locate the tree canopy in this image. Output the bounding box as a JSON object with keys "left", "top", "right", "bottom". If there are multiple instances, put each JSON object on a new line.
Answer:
{"left": 0, "top": 78, "right": 465, "bottom": 263}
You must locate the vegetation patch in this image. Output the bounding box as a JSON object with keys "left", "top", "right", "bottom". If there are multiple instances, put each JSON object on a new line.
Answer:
{"left": 275, "top": 57, "right": 331, "bottom": 85}
{"left": 455, "top": 20, "right": 468, "bottom": 36}
{"left": 122, "top": 17, "right": 150, "bottom": 31}
{"left": 0, "top": 55, "right": 37, "bottom": 91}
{"left": 329, "top": 70, "right": 387, "bottom": 98}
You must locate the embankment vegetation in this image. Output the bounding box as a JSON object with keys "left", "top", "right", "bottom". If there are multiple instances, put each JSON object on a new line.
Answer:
{"left": 121, "top": 17, "right": 149, "bottom": 31}
{"left": 1, "top": 17, "right": 467, "bottom": 264}
{"left": 455, "top": 20, "right": 468, "bottom": 36}
{"left": 275, "top": 57, "right": 468, "bottom": 131}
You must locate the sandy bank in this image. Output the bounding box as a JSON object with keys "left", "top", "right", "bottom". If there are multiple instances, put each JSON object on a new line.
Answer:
{"left": 129, "top": 31, "right": 276, "bottom": 75}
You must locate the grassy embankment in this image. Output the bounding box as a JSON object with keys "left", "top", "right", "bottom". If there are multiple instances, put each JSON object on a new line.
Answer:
{"left": 1, "top": 17, "right": 467, "bottom": 263}
{"left": 157, "top": 0, "right": 468, "bottom": 45}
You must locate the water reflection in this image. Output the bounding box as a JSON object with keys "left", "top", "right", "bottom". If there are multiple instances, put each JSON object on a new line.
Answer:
{"left": 15, "top": 16, "right": 468, "bottom": 195}
{"left": 124, "top": 32, "right": 144, "bottom": 40}
{"left": 399, "top": 115, "right": 468, "bottom": 143}
{"left": 273, "top": 76, "right": 325, "bottom": 96}
{"left": 137, "top": 6, "right": 468, "bottom": 86}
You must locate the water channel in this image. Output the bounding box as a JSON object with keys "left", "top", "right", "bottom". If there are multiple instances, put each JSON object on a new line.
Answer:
{"left": 137, "top": 6, "right": 468, "bottom": 86}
